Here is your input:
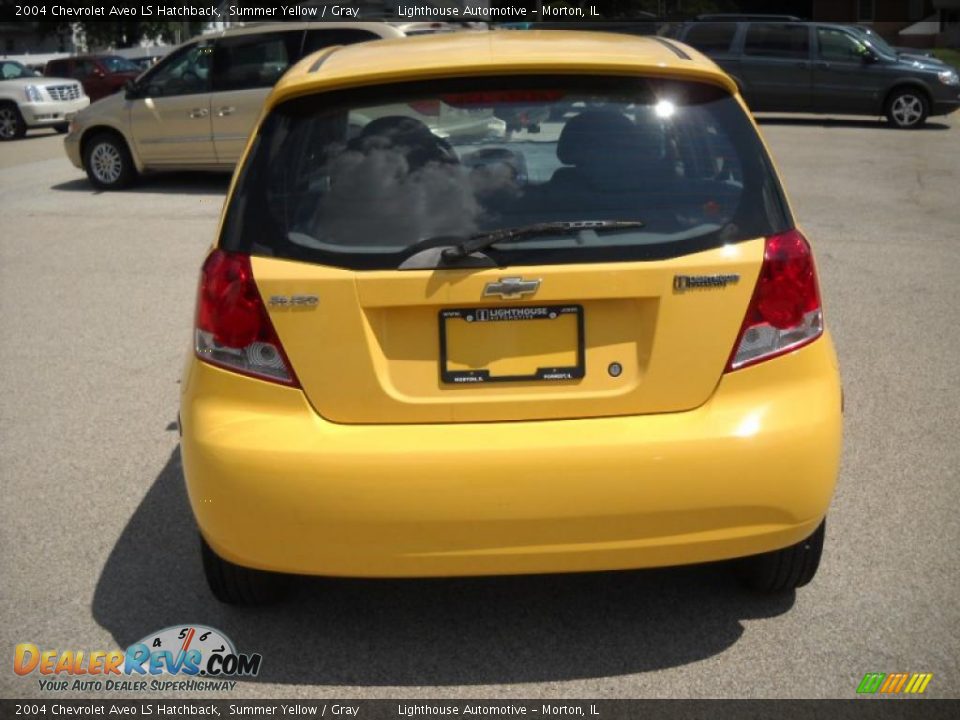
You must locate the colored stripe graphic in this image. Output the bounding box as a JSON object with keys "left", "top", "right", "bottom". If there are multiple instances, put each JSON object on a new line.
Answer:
{"left": 857, "top": 673, "right": 886, "bottom": 694}
{"left": 904, "top": 673, "right": 933, "bottom": 694}
{"left": 858, "top": 672, "right": 932, "bottom": 694}
{"left": 880, "top": 673, "right": 908, "bottom": 693}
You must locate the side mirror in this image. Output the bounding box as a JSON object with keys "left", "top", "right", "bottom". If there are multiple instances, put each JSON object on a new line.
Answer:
{"left": 123, "top": 79, "right": 138, "bottom": 100}
{"left": 861, "top": 48, "right": 878, "bottom": 63}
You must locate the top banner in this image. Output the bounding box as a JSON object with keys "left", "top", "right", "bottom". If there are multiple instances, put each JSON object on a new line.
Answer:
{"left": 0, "top": 1, "right": 942, "bottom": 24}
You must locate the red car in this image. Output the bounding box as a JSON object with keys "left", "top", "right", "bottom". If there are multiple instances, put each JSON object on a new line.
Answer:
{"left": 44, "top": 56, "right": 141, "bottom": 102}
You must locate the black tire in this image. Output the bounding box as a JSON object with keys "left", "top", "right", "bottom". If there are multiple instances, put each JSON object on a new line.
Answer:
{"left": 82, "top": 131, "right": 138, "bottom": 189}
{"left": 0, "top": 102, "right": 27, "bottom": 141}
{"left": 53, "top": 123, "right": 69, "bottom": 134}
{"left": 737, "top": 520, "right": 825, "bottom": 593}
{"left": 885, "top": 87, "right": 929, "bottom": 129}
{"left": 200, "top": 533, "right": 290, "bottom": 605}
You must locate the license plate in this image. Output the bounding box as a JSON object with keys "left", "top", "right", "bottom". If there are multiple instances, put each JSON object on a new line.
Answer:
{"left": 439, "top": 305, "right": 584, "bottom": 384}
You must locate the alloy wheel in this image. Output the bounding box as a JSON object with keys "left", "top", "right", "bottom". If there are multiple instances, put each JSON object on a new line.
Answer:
{"left": 891, "top": 94, "right": 923, "bottom": 127}
{"left": 90, "top": 142, "right": 123, "bottom": 185}
{"left": 0, "top": 107, "right": 17, "bottom": 139}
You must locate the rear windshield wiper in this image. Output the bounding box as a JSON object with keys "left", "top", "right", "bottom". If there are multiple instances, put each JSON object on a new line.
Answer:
{"left": 440, "top": 220, "right": 645, "bottom": 261}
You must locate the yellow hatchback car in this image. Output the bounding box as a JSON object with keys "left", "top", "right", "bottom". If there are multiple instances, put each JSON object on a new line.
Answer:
{"left": 180, "top": 31, "right": 842, "bottom": 604}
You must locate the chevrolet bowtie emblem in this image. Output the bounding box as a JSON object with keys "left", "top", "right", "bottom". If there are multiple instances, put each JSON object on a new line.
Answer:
{"left": 483, "top": 277, "right": 541, "bottom": 299}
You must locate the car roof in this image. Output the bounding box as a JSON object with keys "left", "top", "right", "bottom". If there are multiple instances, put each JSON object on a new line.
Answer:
{"left": 272, "top": 30, "right": 736, "bottom": 104}
{"left": 61, "top": 55, "right": 125, "bottom": 61}
{"left": 215, "top": 21, "right": 406, "bottom": 40}
{"left": 695, "top": 14, "right": 803, "bottom": 21}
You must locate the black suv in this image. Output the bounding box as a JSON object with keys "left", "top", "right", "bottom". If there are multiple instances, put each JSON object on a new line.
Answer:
{"left": 672, "top": 20, "right": 960, "bottom": 128}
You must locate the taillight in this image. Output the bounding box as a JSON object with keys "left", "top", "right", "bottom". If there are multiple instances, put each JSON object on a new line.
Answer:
{"left": 194, "top": 250, "right": 299, "bottom": 386}
{"left": 407, "top": 100, "right": 441, "bottom": 117}
{"left": 726, "top": 230, "right": 823, "bottom": 371}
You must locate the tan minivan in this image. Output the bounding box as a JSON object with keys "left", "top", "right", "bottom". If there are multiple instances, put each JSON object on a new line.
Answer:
{"left": 64, "top": 22, "right": 482, "bottom": 189}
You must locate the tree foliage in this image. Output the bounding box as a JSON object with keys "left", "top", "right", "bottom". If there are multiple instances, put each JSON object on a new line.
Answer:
{"left": 36, "top": 19, "right": 205, "bottom": 51}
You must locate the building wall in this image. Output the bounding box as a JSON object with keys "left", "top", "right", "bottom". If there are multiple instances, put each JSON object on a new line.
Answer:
{"left": 813, "top": 0, "right": 933, "bottom": 22}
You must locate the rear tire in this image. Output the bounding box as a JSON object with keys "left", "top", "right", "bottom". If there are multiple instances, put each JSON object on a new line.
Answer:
{"left": 0, "top": 102, "right": 27, "bottom": 141}
{"left": 200, "top": 534, "right": 291, "bottom": 605}
{"left": 83, "top": 131, "right": 137, "bottom": 189}
{"left": 885, "top": 88, "right": 929, "bottom": 129}
{"left": 737, "top": 520, "right": 825, "bottom": 593}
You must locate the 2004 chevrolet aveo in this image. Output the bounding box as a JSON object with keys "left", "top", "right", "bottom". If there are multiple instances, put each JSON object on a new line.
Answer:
{"left": 180, "top": 31, "right": 842, "bottom": 604}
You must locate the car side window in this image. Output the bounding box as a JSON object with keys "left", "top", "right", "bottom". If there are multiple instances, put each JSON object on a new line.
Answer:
{"left": 140, "top": 42, "right": 212, "bottom": 98}
{"left": 72, "top": 60, "right": 95, "bottom": 79}
{"left": 302, "top": 28, "right": 380, "bottom": 57}
{"left": 46, "top": 60, "right": 67, "bottom": 76}
{"left": 817, "top": 28, "right": 867, "bottom": 62}
{"left": 683, "top": 22, "right": 738, "bottom": 53}
{"left": 213, "top": 32, "right": 302, "bottom": 93}
{"left": 744, "top": 23, "right": 810, "bottom": 59}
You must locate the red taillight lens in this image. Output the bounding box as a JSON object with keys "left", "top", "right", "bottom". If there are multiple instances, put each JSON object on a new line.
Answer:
{"left": 407, "top": 100, "right": 441, "bottom": 116}
{"left": 726, "top": 230, "right": 823, "bottom": 371}
{"left": 440, "top": 90, "right": 567, "bottom": 107}
{"left": 194, "top": 251, "right": 298, "bottom": 386}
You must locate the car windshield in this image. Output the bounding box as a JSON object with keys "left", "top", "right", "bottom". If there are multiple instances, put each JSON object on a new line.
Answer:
{"left": 1, "top": 61, "right": 35, "bottom": 80}
{"left": 222, "top": 75, "right": 791, "bottom": 270}
{"left": 101, "top": 56, "right": 140, "bottom": 73}
{"left": 850, "top": 27, "right": 898, "bottom": 58}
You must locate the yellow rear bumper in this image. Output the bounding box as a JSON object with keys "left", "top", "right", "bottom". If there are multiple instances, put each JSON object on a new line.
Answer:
{"left": 180, "top": 335, "right": 841, "bottom": 577}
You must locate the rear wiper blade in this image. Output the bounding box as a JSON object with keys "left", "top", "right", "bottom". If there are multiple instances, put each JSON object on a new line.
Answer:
{"left": 441, "top": 220, "right": 644, "bottom": 261}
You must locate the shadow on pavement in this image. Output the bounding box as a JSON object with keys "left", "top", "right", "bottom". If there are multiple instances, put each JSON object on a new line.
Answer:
{"left": 19, "top": 129, "right": 63, "bottom": 140}
{"left": 755, "top": 115, "right": 951, "bottom": 130}
{"left": 51, "top": 172, "right": 231, "bottom": 196}
{"left": 93, "top": 448, "right": 795, "bottom": 687}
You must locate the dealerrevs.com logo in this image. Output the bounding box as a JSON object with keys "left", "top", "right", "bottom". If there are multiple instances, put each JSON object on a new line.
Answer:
{"left": 857, "top": 672, "right": 933, "bottom": 695}
{"left": 14, "top": 625, "right": 261, "bottom": 692}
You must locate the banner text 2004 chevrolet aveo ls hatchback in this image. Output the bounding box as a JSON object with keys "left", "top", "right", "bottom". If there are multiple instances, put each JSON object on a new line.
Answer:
{"left": 180, "top": 31, "right": 842, "bottom": 604}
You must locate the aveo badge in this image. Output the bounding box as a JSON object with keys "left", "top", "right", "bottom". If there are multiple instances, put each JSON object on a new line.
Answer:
{"left": 14, "top": 624, "right": 262, "bottom": 692}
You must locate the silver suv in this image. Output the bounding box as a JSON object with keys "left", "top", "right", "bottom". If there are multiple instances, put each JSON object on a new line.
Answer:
{"left": 0, "top": 60, "right": 89, "bottom": 140}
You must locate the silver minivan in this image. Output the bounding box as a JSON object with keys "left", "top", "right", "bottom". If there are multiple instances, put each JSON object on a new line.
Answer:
{"left": 63, "top": 23, "right": 472, "bottom": 189}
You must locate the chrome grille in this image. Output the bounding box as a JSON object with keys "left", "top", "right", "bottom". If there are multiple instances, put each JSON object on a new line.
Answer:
{"left": 47, "top": 85, "right": 81, "bottom": 101}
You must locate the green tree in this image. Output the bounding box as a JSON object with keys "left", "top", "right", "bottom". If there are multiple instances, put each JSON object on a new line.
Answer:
{"left": 37, "top": 19, "right": 205, "bottom": 51}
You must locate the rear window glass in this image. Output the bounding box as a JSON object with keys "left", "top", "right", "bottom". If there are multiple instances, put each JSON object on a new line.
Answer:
{"left": 684, "top": 23, "right": 738, "bottom": 52}
{"left": 221, "top": 75, "right": 791, "bottom": 270}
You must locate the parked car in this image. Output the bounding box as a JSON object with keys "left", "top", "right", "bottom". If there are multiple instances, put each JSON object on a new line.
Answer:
{"left": 44, "top": 55, "right": 142, "bottom": 102}
{"left": 63, "top": 22, "right": 473, "bottom": 189}
{"left": 180, "top": 31, "right": 842, "bottom": 604}
{"left": 673, "top": 20, "right": 960, "bottom": 128}
{"left": 695, "top": 13, "right": 804, "bottom": 21}
{"left": 0, "top": 60, "right": 89, "bottom": 140}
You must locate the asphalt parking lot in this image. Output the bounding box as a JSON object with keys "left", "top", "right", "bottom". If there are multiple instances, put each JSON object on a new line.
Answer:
{"left": 1, "top": 114, "right": 958, "bottom": 700}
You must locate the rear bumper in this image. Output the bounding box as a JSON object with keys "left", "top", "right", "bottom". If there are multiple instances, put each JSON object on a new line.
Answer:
{"left": 20, "top": 98, "right": 89, "bottom": 127}
{"left": 180, "top": 335, "right": 842, "bottom": 578}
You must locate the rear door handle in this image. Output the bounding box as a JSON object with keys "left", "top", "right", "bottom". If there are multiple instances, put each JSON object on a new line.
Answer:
{"left": 816, "top": 61, "right": 831, "bottom": 69}
{"left": 189, "top": 108, "right": 209, "bottom": 119}
{"left": 216, "top": 106, "right": 236, "bottom": 117}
